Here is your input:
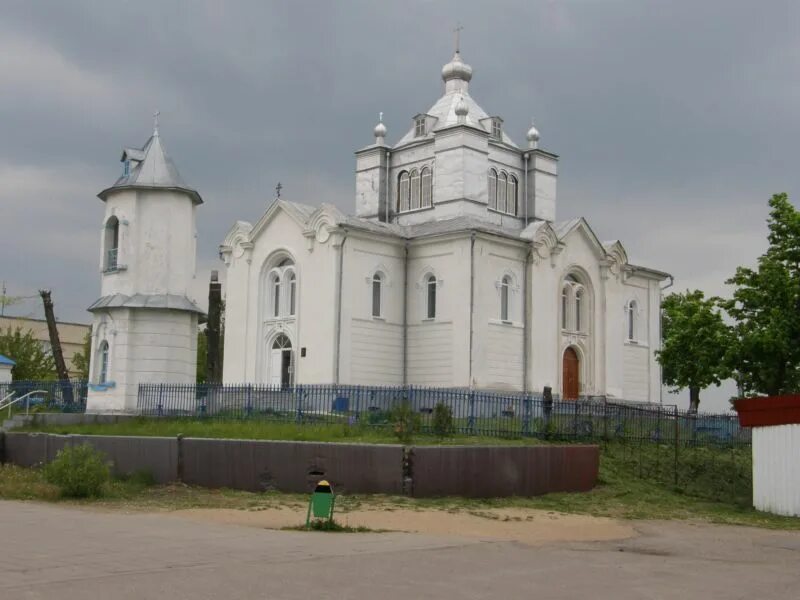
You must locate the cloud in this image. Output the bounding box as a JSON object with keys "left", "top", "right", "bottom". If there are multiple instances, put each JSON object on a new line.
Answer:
{"left": 0, "top": 0, "right": 797, "bottom": 365}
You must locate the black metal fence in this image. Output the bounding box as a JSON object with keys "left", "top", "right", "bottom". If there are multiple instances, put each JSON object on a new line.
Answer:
{"left": 0, "top": 380, "right": 87, "bottom": 414}
{"left": 137, "top": 383, "right": 749, "bottom": 448}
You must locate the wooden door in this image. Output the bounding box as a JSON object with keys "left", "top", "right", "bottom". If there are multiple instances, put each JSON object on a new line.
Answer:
{"left": 270, "top": 350, "right": 282, "bottom": 386}
{"left": 562, "top": 347, "right": 579, "bottom": 400}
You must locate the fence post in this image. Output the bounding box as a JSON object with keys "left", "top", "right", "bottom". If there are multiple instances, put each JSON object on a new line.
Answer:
{"left": 468, "top": 390, "right": 476, "bottom": 435}
{"left": 296, "top": 384, "right": 304, "bottom": 423}
{"left": 522, "top": 395, "right": 531, "bottom": 436}
{"left": 157, "top": 384, "right": 164, "bottom": 417}
{"left": 673, "top": 405, "right": 679, "bottom": 487}
{"left": 246, "top": 384, "right": 253, "bottom": 417}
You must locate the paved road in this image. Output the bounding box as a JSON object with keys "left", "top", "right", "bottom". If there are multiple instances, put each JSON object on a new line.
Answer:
{"left": 1, "top": 501, "right": 799, "bottom": 599}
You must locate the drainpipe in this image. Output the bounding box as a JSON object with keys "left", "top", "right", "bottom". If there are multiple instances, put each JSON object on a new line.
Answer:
{"left": 385, "top": 150, "right": 391, "bottom": 223}
{"left": 468, "top": 232, "right": 476, "bottom": 388}
{"left": 522, "top": 247, "right": 533, "bottom": 393}
{"left": 402, "top": 241, "right": 409, "bottom": 384}
{"left": 658, "top": 275, "right": 675, "bottom": 405}
{"left": 524, "top": 153, "right": 529, "bottom": 227}
{"left": 333, "top": 228, "right": 349, "bottom": 384}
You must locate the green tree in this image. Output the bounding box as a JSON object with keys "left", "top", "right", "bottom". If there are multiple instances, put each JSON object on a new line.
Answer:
{"left": 196, "top": 327, "right": 208, "bottom": 383}
{"left": 656, "top": 290, "right": 732, "bottom": 412}
{"left": 723, "top": 193, "right": 800, "bottom": 396}
{"left": 0, "top": 326, "right": 56, "bottom": 380}
{"left": 71, "top": 329, "right": 92, "bottom": 381}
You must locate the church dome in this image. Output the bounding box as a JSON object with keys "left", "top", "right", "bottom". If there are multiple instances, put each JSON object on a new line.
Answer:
{"left": 441, "top": 52, "right": 473, "bottom": 83}
{"left": 527, "top": 122, "right": 540, "bottom": 144}
{"left": 373, "top": 121, "right": 387, "bottom": 139}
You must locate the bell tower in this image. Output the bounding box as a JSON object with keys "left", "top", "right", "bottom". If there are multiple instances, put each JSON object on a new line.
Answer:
{"left": 86, "top": 117, "right": 204, "bottom": 413}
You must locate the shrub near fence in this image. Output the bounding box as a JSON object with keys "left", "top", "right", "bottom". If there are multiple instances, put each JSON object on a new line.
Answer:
{"left": 137, "top": 383, "right": 750, "bottom": 448}
{"left": 0, "top": 380, "right": 87, "bottom": 413}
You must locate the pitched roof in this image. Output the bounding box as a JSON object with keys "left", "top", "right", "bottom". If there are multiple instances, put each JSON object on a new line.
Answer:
{"left": 87, "top": 293, "right": 204, "bottom": 314}
{"left": 0, "top": 354, "right": 15, "bottom": 366}
{"left": 98, "top": 129, "right": 202, "bottom": 204}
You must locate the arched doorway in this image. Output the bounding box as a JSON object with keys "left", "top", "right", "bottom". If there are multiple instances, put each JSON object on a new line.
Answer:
{"left": 562, "top": 347, "right": 579, "bottom": 400}
{"left": 270, "top": 334, "right": 292, "bottom": 387}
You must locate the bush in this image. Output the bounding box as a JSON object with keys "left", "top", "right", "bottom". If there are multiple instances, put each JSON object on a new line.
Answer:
{"left": 43, "top": 444, "right": 110, "bottom": 498}
{"left": 432, "top": 402, "right": 454, "bottom": 438}
{"left": 389, "top": 401, "right": 421, "bottom": 444}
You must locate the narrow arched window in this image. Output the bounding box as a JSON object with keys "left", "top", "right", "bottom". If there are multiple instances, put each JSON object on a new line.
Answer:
{"left": 488, "top": 169, "right": 497, "bottom": 210}
{"left": 426, "top": 275, "right": 437, "bottom": 319}
{"left": 627, "top": 300, "right": 637, "bottom": 341}
{"left": 98, "top": 341, "right": 109, "bottom": 384}
{"left": 372, "top": 273, "right": 382, "bottom": 317}
{"left": 575, "top": 288, "right": 583, "bottom": 332}
{"left": 421, "top": 167, "right": 432, "bottom": 208}
{"left": 104, "top": 216, "right": 120, "bottom": 271}
{"left": 497, "top": 172, "right": 508, "bottom": 214}
{"left": 507, "top": 176, "right": 517, "bottom": 216}
{"left": 410, "top": 169, "right": 420, "bottom": 210}
{"left": 500, "top": 275, "right": 511, "bottom": 321}
{"left": 288, "top": 272, "right": 296, "bottom": 316}
{"left": 272, "top": 274, "right": 281, "bottom": 317}
{"left": 398, "top": 171, "right": 410, "bottom": 213}
{"left": 561, "top": 286, "right": 569, "bottom": 330}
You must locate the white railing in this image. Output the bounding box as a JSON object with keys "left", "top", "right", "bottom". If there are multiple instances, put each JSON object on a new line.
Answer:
{"left": 0, "top": 390, "right": 48, "bottom": 418}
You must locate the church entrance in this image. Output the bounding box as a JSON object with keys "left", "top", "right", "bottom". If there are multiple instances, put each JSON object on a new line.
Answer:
{"left": 270, "top": 334, "right": 292, "bottom": 387}
{"left": 562, "top": 347, "right": 579, "bottom": 400}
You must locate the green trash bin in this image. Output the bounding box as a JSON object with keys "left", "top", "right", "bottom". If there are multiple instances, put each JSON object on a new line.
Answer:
{"left": 306, "top": 480, "right": 335, "bottom": 527}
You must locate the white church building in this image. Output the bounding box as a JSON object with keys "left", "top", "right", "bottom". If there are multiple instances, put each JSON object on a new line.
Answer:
{"left": 220, "top": 49, "right": 670, "bottom": 402}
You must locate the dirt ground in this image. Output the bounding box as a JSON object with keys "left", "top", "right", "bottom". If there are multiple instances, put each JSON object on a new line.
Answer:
{"left": 172, "top": 505, "right": 637, "bottom": 545}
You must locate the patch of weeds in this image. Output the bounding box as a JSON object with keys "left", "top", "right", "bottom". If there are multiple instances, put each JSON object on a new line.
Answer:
{"left": 43, "top": 444, "right": 110, "bottom": 498}
{"left": 284, "top": 519, "right": 380, "bottom": 533}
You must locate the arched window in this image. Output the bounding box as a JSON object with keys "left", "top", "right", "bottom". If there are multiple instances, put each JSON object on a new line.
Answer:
{"left": 627, "top": 300, "right": 637, "bottom": 341}
{"left": 575, "top": 288, "right": 583, "bottom": 332}
{"left": 410, "top": 169, "right": 420, "bottom": 210}
{"left": 398, "top": 171, "right": 410, "bottom": 213}
{"left": 500, "top": 275, "right": 511, "bottom": 321}
{"left": 288, "top": 272, "right": 297, "bottom": 316}
{"left": 104, "top": 216, "right": 120, "bottom": 272}
{"left": 426, "top": 274, "right": 437, "bottom": 319}
{"left": 561, "top": 286, "right": 569, "bottom": 330}
{"left": 98, "top": 341, "right": 109, "bottom": 384}
{"left": 488, "top": 169, "right": 498, "bottom": 210}
{"left": 372, "top": 273, "right": 382, "bottom": 317}
{"left": 507, "top": 175, "right": 517, "bottom": 216}
{"left": 272, "top": 274, "right": 281, "bottom": 317}
{"left": 421, "top": 167, "right": 432, "bottom": 208}
{"left": 497, "top": 172, "right": 508, "bottom": 214}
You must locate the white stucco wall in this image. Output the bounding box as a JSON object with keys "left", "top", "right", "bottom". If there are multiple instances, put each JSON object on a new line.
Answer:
{"left": 0, "top": 364, "right": 12, "bottom": 383}
{"left": 752, "top": 425, "right": 800, "bottom": 517}
{"left": 87, "top": 308, "right": 197, "bottom": 412}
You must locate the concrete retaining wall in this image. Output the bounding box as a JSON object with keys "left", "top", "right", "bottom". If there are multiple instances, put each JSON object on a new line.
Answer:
{"left": 410, "top": 445, "right": 600, "bottom": 498}
{"left": 182, "top": 438, "right": 404, "bottom": 494}
{"left": 3, "top": 433, "right": 178, "bottom": 484}
{"left": 0, "top": 432, "right": 599, "bottom": 497}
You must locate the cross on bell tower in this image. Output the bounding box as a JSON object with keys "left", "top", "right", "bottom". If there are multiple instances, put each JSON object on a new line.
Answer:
{"left": 275, "top": 182, "right": 282, "bottom": 199}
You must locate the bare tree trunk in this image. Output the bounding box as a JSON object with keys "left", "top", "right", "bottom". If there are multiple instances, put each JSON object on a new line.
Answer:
{"left": 206, "top": 271, "right": 223, "bottom": 383}
{"left": 689, "top": 386, "right": 700, "bottom": 413}
{"left": 39, "top": 289, "right": 74, "bottom": 405}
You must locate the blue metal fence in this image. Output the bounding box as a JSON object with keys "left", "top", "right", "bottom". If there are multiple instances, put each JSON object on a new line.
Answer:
{"left": 0, "top": 380, "right": 87, "bottom": 413}
{"left": 137, "top": 383, "right": 750, "bottom": 447}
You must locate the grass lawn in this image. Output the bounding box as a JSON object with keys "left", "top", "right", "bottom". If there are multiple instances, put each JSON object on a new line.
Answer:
{"left": 16, "top": 417, "right": 547, "bottom": 446}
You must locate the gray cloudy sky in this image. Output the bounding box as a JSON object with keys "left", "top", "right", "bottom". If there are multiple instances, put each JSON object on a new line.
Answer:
{"left": 2, "top": 1, "right": 798, "bottom": 409}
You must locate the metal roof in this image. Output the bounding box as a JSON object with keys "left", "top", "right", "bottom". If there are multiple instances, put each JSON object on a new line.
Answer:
{"left": 98, "top": 129, "right": 202, "bottom": 204}
{"left": 87, "top": 293, "right": 204, "bottom": 314}
{"left": 0, "top": 354, "right": 15, "bottom": 366}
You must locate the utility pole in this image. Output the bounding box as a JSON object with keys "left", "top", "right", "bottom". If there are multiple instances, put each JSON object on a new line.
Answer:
{"left": 207, "top": 271, "right": 223, "bottom": 382}
{"left": 39, "top": 290, "right": 74, "bottom": 404}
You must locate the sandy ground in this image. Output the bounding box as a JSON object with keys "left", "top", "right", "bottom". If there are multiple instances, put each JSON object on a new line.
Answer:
{"left": 171, "top": 505, "right": 636, "bottom": 545}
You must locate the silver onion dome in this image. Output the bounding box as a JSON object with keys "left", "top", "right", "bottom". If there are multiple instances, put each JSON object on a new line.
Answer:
{"left": 441, "top": 51, "right": 473, "bottom": 83}
{"left": 454, "top": 95, "right": 469, "bottom": 117}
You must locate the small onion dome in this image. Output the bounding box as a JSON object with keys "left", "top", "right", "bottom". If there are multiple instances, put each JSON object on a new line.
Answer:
{"left": 527, "top": 122, "right": 540, "bottom": 143}
{"left": 441, "top": 51, "right": 473, "bottom": 83}
{"left": 373, "top": 120, "right": 387, "bottom": 139}
{"left": 454, "top": 96, "right": 469, "bottom": 118}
